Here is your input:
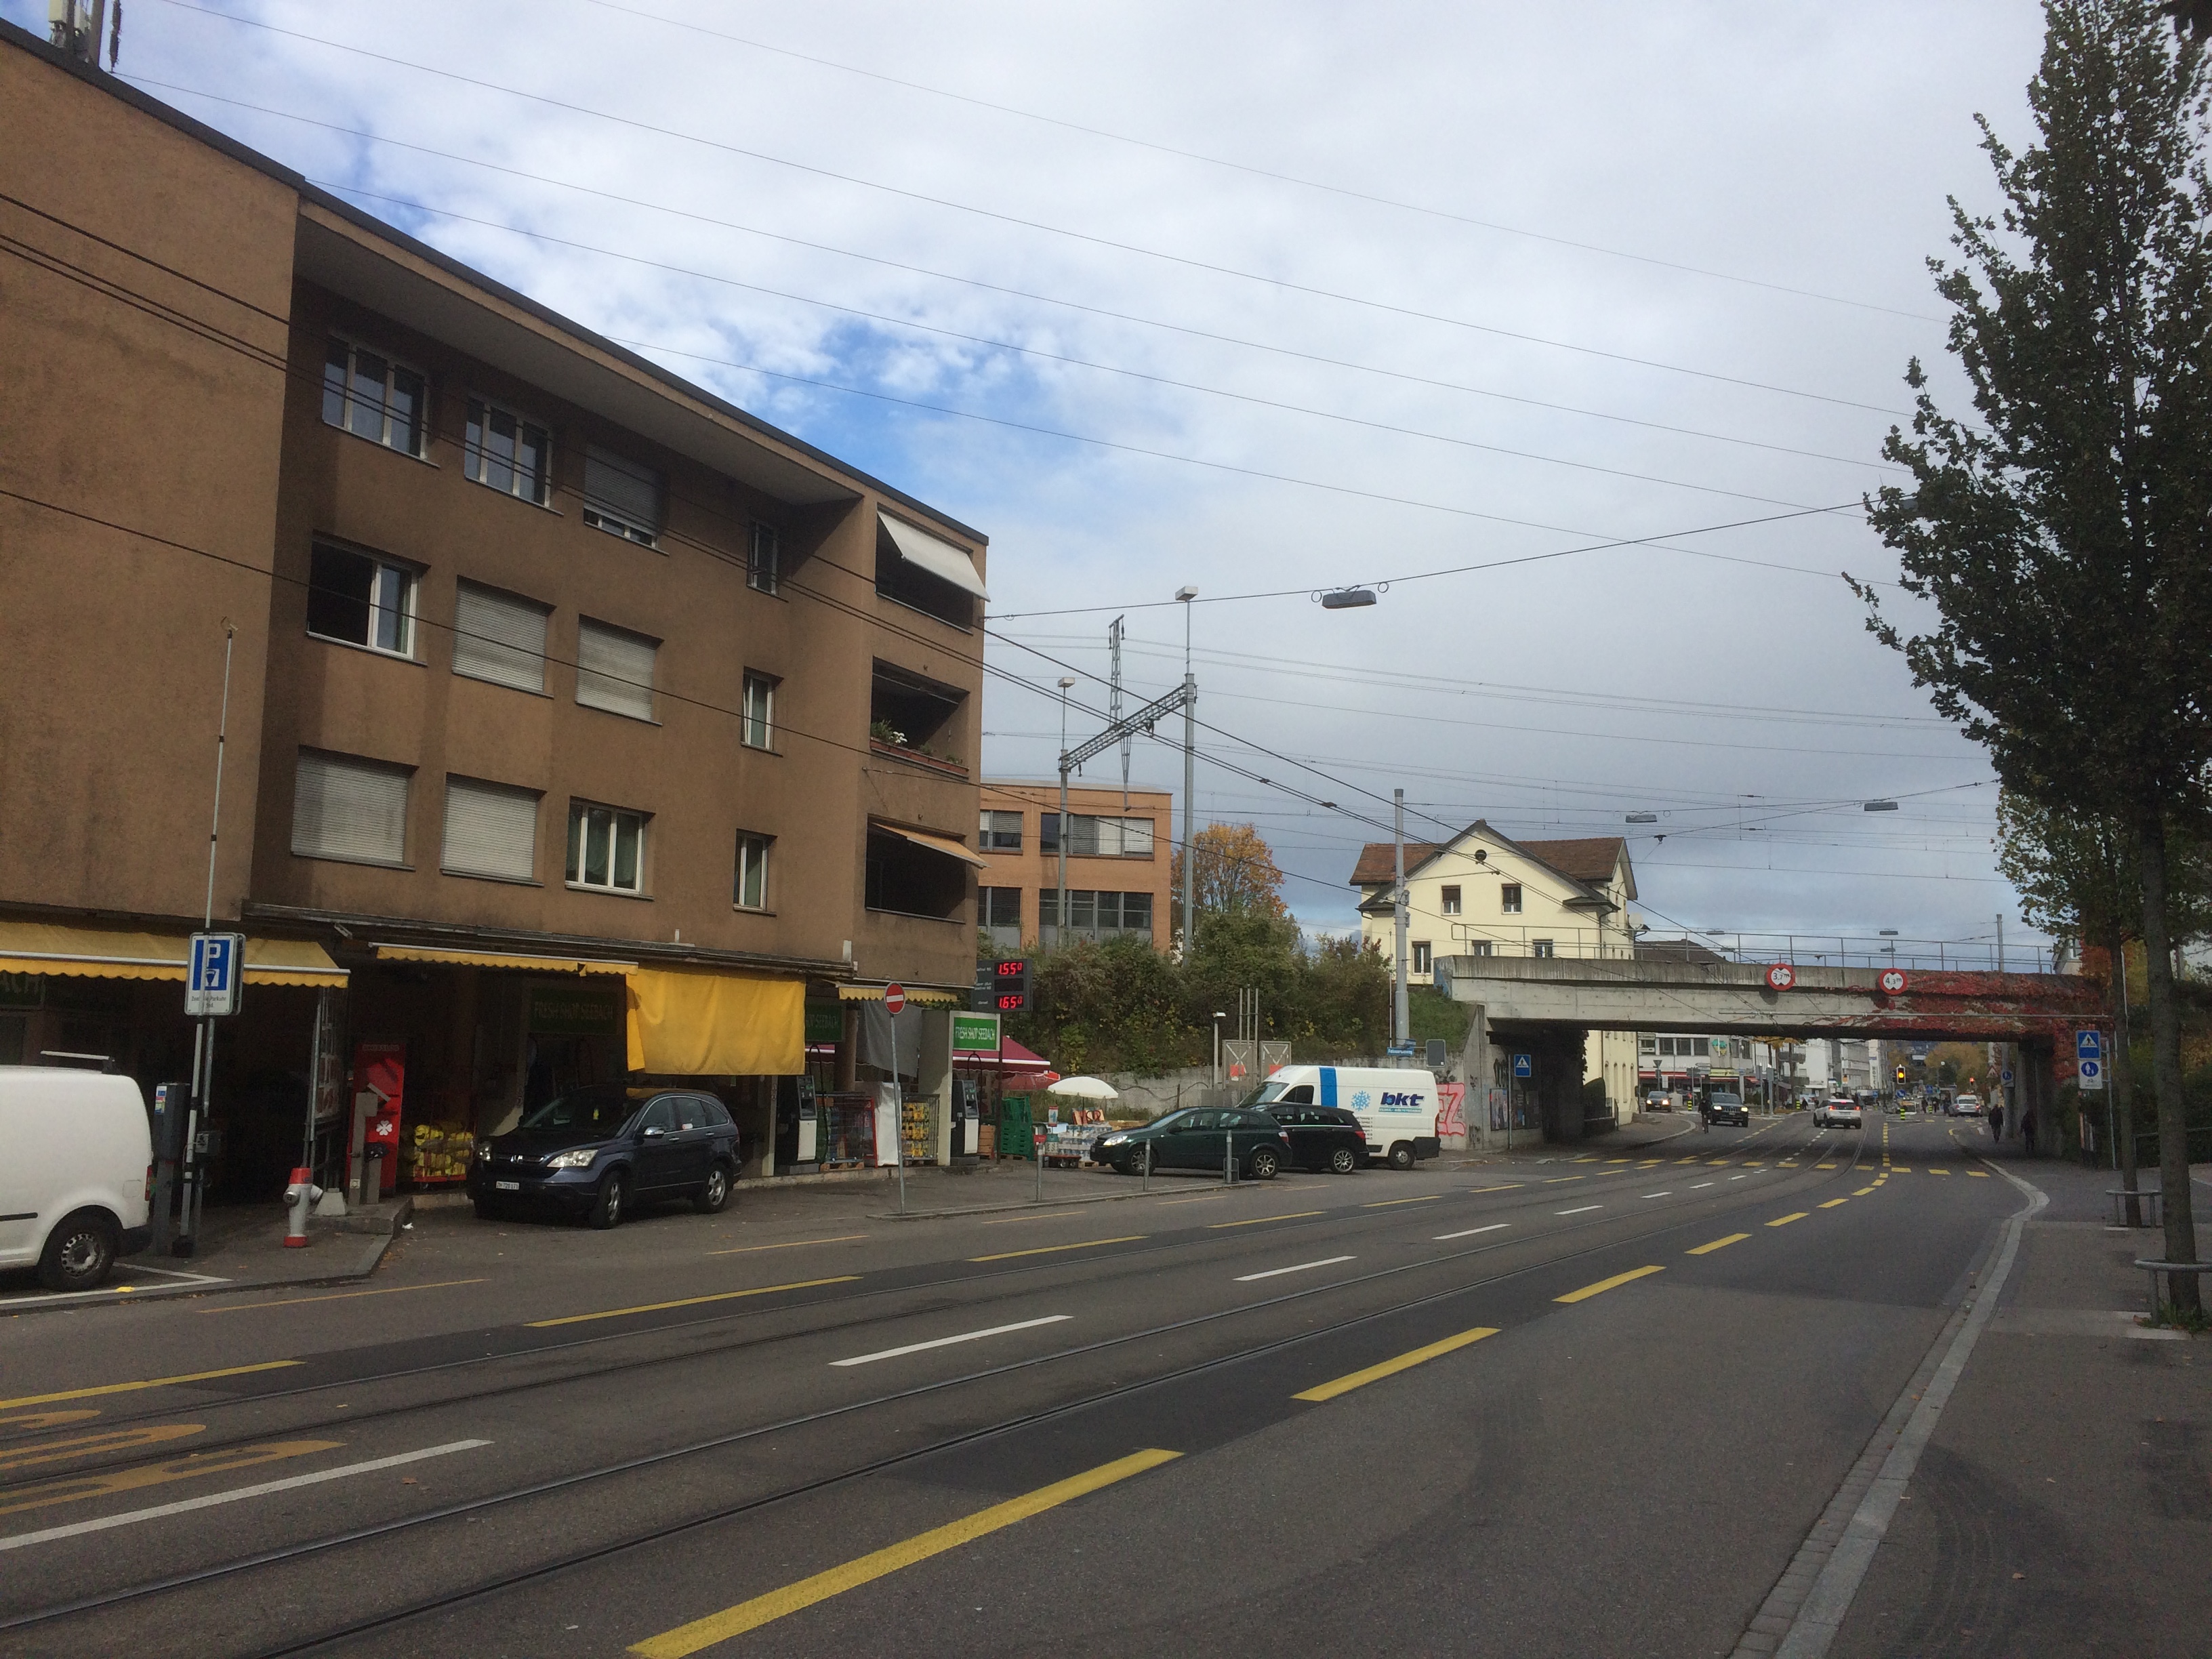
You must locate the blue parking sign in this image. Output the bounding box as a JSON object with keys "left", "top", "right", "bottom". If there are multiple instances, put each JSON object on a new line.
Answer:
{"left": 1512, "top": 1053, "right": 1534, "bottom": 1079}
{"left": 186, "top": 932, "right": 246, "bottom": 1017}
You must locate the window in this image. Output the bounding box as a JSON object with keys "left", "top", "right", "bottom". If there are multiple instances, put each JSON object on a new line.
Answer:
{"left": 1533, "top": 939, "right": 1555, "bottom": 958}
{"left": 869, "top": 661, "right": 966, "bottom": 761}
{"left": 742, "top": 673, "right": 776, "bottom": 749}
{"left": 1441, "top": 886, "right": 1462, "bottom": 916}
{"left": 442, "top": 776, "right": 540, "bottom": 881}
{"left": 1412, "top": 941, "right": 1433, "bottom": 975}
{"left": 1500, "top": 884, "right": 1523, "bottom": 914}
{"left": 576, "top": 618, "right": 657, "bottom": 720}
{"left": 1470, "top": 939, "right": 1494, "bottom": 958}
{"left": 1039, "top": 812, "right": 1060, "bottom": 853}
{"left": 464, "top": 398, "right": 550, "bottom": 504}
{"left": 734, "top": 832, "right": 771, "bottom": 909}
{"left": 875, "top": 512, "right": 980, "bottom": 629}
{"left": 567, "top": 802, "right": 646, "bottom": 893}
{"left": 1061, "top": 815, "right": 1155, "bottom": 857}
{"left": 749, "top": 523, "right": 779, "bottom": 595}
{"left": 980, "top": 888, "right": 1023, "bottom": 928}
{"left": 452, "top": 581, "right": 550, "bottom": 692}
{"left": 307, "top": 542, "right": 415, "bottom": 657}
{"left": 292, "top": 750, "right": 411, "bottom": 867}
{"left": 321, "top": 337, "right": 426, "bottom": 457}
{"left": 1047, "top": 890, "right": 1154, "bottom": 941}
{"left": 979, "top": 811, "right": 1023, "bottom": 851}
{"left": 865, "top": 824, "right": 967, "bottom": 920}
{"left": 581, "top": 445, "right": 661, "bottom": 546}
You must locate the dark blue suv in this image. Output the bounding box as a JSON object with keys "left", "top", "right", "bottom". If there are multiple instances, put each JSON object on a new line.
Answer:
{"left": 470, "top": 1084, "right": 741, "bottom": 1227}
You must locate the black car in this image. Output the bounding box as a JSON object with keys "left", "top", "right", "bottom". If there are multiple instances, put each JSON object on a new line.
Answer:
{"left": 470, "top": 1084, "right": 740, "bottom": 1227}
{"left": 1091, "top": 1108, "right": 1291, "bottom": 1179}
{"left": 1702, "top": 1090, "right": 1750, "bottom": 1128}
{"left": 1261, "top": 1104, "right": 1366, "bottom": 1174}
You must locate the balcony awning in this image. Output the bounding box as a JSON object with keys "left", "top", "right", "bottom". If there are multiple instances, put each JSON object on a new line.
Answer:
{"left": 0, "top": 922, "right": 347, "bottom": 986}
{"left": 372, "top": 943, "right": 634, "bottom": 975}
{"left": 836, "top": 983, "right": 964, "bottom": 1006}
{"left": 626, "top": 967, "right": 804, "bottom": 1076}
{"left": 870, "top": 821, "right": 989, "bottom": 869}
{"left": 878, "top": 511, "right": 988, "bottom": 600}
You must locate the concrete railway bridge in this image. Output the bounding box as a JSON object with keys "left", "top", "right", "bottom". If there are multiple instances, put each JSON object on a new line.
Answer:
{"left": 1435, "top": 954, "right": 2108, "bottom": 1148}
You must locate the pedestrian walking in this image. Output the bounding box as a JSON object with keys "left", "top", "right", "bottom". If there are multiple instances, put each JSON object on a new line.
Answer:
{"left": 1990, "top": 1103, "right": 2005, "bottom": 1139}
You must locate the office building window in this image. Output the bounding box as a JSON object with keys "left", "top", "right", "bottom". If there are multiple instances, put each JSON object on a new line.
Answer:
{"left": 979, "top": 811, "right": 1023, "bottom": 851}
{"left": 1412, "top": 941, "right": 1432, "bottom": 975}
{"left": 321, "top": 336, "right": 426, "bottom": 457}
{"left": 581, "top": 444, "right": 661, "bottom": 546}
{"left": 567, "top": 802, "right": 646, "bottom": 893}
{"left": 980, "top": 888, "right": 1022, "bottom": 928}
{"left": 463, "top": 398, "right": 550, "bottom": 504}
{"left": 575, "top": 618, "right": 657, "bottom": 721}
{"left": 306, "top": 541, "right": 415, "bottom": 658}
{"left": 1441, "top": 886, "right": 1462, "bottom": 916}
{"left": 749, "top": 523, "right": 779, "bottom": 594}
{"left": 442, "top": 776, "right": 539, "bottom": 882}
{"left": 1500, "top": 884, "right": 1523, "bottom": 914}
{"left": 733, "top": 832, "right": 771, "bottom": 909}
{"left": 292, "top": 750, "right": 411, "bottom": 867}
{"left": 452, "top": 581, "right": 550, "bottom": 692}
{"left": 1533, "top": 939, "right": 1555, "bottom": 958}
{"left": 1046, "top": 815, "right": 1156, "bottom": 857}
{"left": 1050, "top": 890, "right": 1153, "bottom": 940}
{"left": 742, "top": 672, "right": 776, "bottom": 749}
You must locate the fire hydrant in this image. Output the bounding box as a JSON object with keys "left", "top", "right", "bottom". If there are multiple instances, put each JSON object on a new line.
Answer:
{"left": 283, "top": 1167, "right": 322, "bottom": 1249}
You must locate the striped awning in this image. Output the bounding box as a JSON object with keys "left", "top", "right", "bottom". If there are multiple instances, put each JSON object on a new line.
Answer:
{"left": 835, "top": 983, "right": 965, "bottom": 1006}
{"left": 0, "top": 922, "right": 346, "bottom": 986}
{"left": 372, "top": 943, "right": 634, "bottom": 975}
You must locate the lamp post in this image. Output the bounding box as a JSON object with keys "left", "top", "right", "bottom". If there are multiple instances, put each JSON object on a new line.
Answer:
{"left": 1054, "top": 676, "right": 1076, "bottom": 952}
{"left": 1176, "top": 586, "right": 1197, "bottom": 961}
{"left": 1212, "top": 1010, "right": 1227, "bottom": 1090}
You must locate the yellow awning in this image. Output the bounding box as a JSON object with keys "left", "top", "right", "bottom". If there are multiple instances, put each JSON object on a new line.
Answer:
{"left": 835, "top": 983, "right": 964, "bottom": 1006}
{"left": 626, "top": 968, "right": 804, "bottom": 1076}
{"left": 870, "top": 821, "right": 989, "bottom": 870}
{"left": 0, "top": 922, "right": 346, "bottom": 986}
{"left": 373, "top": 943, "right": 634, "bottom": 975}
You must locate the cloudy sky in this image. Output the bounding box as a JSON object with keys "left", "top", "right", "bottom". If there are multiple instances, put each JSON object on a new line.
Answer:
{"left": 18, "top": 0, "right": 2066, "bottom": 966}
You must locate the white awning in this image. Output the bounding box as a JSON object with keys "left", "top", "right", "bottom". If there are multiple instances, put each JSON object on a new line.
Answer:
{"left": 879, "top": 512, "right": 988, "bottom": 600}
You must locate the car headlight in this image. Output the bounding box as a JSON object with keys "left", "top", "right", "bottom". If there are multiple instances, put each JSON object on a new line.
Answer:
{"left": 546, "top": 1147, "right": 599, "bottom": 1170}
{"left": 1102, "top": 1133, "right": 1126, "bottom": 1147}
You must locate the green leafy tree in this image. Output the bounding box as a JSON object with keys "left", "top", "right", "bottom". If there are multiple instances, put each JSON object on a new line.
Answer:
{"left": 1859, "top": 1, "right": 2212, "bottom": 1302}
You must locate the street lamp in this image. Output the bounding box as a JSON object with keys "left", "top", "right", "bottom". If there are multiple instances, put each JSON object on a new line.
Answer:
{"left": 1176, "top": 588, "right": 1197, "bottom": 961}
{"left": 1054, "top": 676, "right": 1076, "bottom": 948}
{"left": 1212, "top": 1011, "right": 1227, "bottom": 1087}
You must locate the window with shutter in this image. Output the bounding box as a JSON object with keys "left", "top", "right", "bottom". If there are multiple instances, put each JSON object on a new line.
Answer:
{"left": 581, "top": 445, "right": 661, "bottom": 546}
{"left": 292, "top": 750, "right": 411, "bottom": 866}
{"left": 442, "top": 777, "right": 540, "bottom": 881}
{"left": 576, "top": 619, "right": 657, "bottom": 720}
{"left": 453, "top": 582, "right": 550, "bottom": 693}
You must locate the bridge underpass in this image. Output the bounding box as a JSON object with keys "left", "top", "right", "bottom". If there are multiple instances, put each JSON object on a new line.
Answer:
{"left": 1434, "top": 954, "right": 2108, "bottom": 1149}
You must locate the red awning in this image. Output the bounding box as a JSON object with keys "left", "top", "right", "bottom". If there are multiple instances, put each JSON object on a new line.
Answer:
{"left": 954, "top": 1035, "right": 1052, "bottom": 1069}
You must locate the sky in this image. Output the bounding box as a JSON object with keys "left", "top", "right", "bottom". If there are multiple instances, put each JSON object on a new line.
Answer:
{"left": 16, "top": 0, "right": 2069, "bottom": 967}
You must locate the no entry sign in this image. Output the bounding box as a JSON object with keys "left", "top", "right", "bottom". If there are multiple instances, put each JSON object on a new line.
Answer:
{"left": 1765, "top": 963, "right": 1797, "bottom": 991}
{"left": 884, "top": 983, "right": 905, "bottom": 1015}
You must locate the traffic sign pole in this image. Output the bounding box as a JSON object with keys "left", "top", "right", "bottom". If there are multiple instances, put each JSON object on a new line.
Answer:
{"left": 886, "top": 985, "right": 906, "bottom": 1214}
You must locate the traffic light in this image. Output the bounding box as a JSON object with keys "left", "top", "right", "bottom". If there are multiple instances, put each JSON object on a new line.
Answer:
{"left": 1896, "top": 1066, "right": 1906, "bottom": 1082}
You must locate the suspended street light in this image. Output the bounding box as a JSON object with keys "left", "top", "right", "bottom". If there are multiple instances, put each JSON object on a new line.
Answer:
{"left": 1863, "top": 799, "right": 1900, "bottom": 812}
{"left": 1626, "top": 811, "right": 1659, "bottom": 824}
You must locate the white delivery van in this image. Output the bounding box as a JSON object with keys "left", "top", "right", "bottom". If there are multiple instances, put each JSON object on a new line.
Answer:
{"left": 1250, "top": 1065, "right": 1442, "bottom": 1169}
{"left": 0, "top": 1067, "right": 153, "bottom": 1291}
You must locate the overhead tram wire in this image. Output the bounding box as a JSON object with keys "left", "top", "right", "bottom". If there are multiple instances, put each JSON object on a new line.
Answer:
{"left": 146, "top": 0, "right": 1910, "bottom": 417}
{"left": 136, "top": 69, "right": 1910, "bottom": 477}
{"left": 569, "top": 0, "right": 1939, "bottom": 325}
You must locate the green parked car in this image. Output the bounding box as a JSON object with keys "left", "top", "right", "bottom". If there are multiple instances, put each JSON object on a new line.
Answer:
{"left": 1092, "top": 1108, "right": 1292, "bottom": 1179}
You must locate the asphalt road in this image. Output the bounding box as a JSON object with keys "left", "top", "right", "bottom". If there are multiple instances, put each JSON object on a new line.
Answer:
{"left": 0, "top": 1111, "right": 2022, "bottom": 1658}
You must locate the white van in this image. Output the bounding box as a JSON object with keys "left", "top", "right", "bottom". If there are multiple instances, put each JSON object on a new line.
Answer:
{"left": 0, "top": 1068, "right": 153, "bottom": 1291}
{"left": 1250, "top": 1065, "right": 1442, "bottom": 1169}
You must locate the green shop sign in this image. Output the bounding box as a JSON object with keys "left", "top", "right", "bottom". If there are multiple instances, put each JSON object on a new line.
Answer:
{"left": 805, "top": 1002, "right": 844, "bottom": 1045}
{"left": 953, "top": 1012, "right": 1000, "bottom": 1051}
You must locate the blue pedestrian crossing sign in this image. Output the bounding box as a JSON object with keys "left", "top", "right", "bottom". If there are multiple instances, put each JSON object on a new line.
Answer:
{"left": 2075, "top": 1028, "right": 2104, "bottom": 1092}
{"left": 1512, "top": 1052, "right": 1534, "bottom": 1079}
{"left": 186, "top": 932, "right": 246, "bottom": 1017}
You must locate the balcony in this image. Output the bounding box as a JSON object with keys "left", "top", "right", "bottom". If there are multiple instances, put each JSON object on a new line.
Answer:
{"left": 869, "top": 661, "right": 969, "bottom": 777}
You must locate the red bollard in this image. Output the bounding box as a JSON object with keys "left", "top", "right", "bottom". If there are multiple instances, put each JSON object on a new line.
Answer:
{"left": 283, "top": 1166, "right": 317, "bottom": 1248}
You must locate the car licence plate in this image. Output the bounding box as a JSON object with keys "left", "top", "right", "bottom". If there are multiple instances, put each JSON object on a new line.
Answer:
{"left": 495, "top": 1180, "right": 520, "bottom": 1191}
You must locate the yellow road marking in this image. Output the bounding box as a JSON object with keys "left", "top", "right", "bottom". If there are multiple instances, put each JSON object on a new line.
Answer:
{"left": 1893, "top": 1167, "right": 1912, "bottom": 1174}
{"left": 527, "top": 1276, "right": 859, "bottom": 1327}
{"left": 1206, "top": 1212, "right": 1324, "bottom": 1230}
{"left": 1816, "top": 1163, "right": 1837, "bottom": 1170}
{"left": 1929, "top": 1168, "right": 1951, "bottom": 1176}
{"left": 978, "top": 1210, "right": 1087, "bottom": 1225}
{"left": 709, "top": 1234, "right": 868, "bottom": 1255}
{"left": 1361, "top": 1195, "right": 1443, "bottom": 1208}
{"left": 0, "top": 1361, "right": 301, "bottom": 1412}
{"left": 968, "top": 1237, "right": 1145, "bottom": 1262}
{"left": 1606, "top": 1159, "right": 1631, "bottom": 1164}
{"left": 201, "top": 1277, "right": 487, "bottom": 1314}
{"left": 1292, "top": 1326, "right": 1498, "bottom": 1403}
{"left": 1676, "top": 1157, "right": 1700, "bottom": 1164}
{"left": 1708, "top": 1160, "right": 1732, "bottom": 1167}
{"left": 0, "top": 1409, "right": 99, "bottom": 1433}
{"left": 1767, "top": 1212, "right": 1809, "bottom": 1227}
{"left": 0, "top": 1422, "right": 203, "bottom": 1473}
{"left": 1819, "top": 1198, "right": 1849, "bottom": 1210}
{"left": 1687, "top": 1233, "right": 1749, "bottom": 1255}
{"left": 0, "top": 1438, "right": 342, "bottom": 1519}
{"left": 1467, "top": 1184, "right": 1522, "bottom": 1193}
{"left": 628, "top": 1450, "right": 1181, "bottom": 1656}
{"left": 1555, "top": 1266, "right": 1664, "bottom": 1303}
{"left": 1543, "top": 1176, "right": 1584, "bottom": 1184}
{"left": 1854, "top": 1186, "right": 1878, "bottom": 1195}
{"left": 1967, "top": 1170, "right": 1990, "bottom": 1178}
{"left": 1153, "top": 1192, "right": 1235, "bottom": 1206}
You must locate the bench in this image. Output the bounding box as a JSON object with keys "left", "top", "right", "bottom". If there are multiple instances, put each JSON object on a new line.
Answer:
{"left": 2108, "top": 1187, "right": 2165, "bottom": 1227}
{"left": 2133, "top": 1258, "right": 2212, "bottom": 1315}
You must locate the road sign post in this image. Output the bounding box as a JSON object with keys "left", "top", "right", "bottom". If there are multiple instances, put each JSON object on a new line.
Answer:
{"left": 2076, "top": 1029, "right": 2106, "bottom": 1092}
{"left": 886, "top": 985, "right": 906, "bottom": 1212}
{"left": 185, "top": 932, "right": 245, "bottom": 1017}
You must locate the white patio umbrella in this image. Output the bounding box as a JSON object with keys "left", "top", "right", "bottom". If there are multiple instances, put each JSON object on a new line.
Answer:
{"left": 1046, "top": 1075, "right": 1120, "bottom": 1100}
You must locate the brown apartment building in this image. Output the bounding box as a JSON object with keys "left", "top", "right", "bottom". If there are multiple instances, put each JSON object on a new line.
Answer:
{"left": 978, "top": 783, "right": 1174, "bottom": 950}
{"left": 0, "top": 26, "right": 995, "bottom": 1201}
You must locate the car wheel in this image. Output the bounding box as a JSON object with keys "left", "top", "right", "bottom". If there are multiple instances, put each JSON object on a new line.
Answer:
{"left": 1329, "top": 1145, "right": 1357, "bottom": 1175}
{"left": 588, "top": 1170, "right": 628, "bottom": 1230}
{"left": 37, "top": 1210, "right": 118, "bottom": 1293}
{"left": 694, "top": 1162, "right": 733, "bottom": 1214}
{"left": 1388, "top": 1143, "right": 1415, "bottom": 1172}
{"left": 1248, "top": 1147, "right": 1281, "bottom": 1181}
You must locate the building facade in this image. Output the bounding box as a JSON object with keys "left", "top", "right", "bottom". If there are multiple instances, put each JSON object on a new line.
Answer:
{"left": 1, "top": 28, "right": 994, "bottom": 1200}
{"left": 977, "top": 782, "right": 1174, "bottom": 951}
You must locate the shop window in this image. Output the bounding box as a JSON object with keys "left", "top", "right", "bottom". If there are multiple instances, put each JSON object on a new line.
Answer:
{"left": 321, "top": 335, "right": 425, "bottom": 457}
{"left": 293, "top": 749, "right": 411, "bottom": 867}
{"left": 577, "top": 618, "right": 658, "bottom": 721}
{"left": 581, "top": 444, "right": 661, "bottom": 546}
{"left": 1441, "top": 886, "right": 1462, "bottom": 916}
{"left": 980, "top": 810, "right": 1023, "bottom": 851}
{"left": 749, "top": 523, "right": 780, "bottom": 594}
{"left": 464, "top": 397, "right": 551, "bottom": 504}
{"left": 567, "top": 802, "right": 647, "bottom": 894}
{"left": 443, "top": 776, "right": 540, "bottom": 882}
{"left": 1500, "top": 884, "right": 1523, "bottom": 914}
{"left": 734, "top": 832, "right": 771, "bottom": 910}
{"left": 742, "top": 672, "right": 776, "bottom": 750}
{"left": 453, "top": 581, "right": 550, "bottom": 693}
{"left": 307, "top": 541, "right": 415, "bottom": 658}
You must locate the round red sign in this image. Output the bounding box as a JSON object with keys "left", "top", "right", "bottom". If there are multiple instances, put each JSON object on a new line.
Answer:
{"left": 1878, "top": 968, "right": 1908, "bottom": 996}
{"left": 884, "top": 983, "right": 906, "bottom": 1015}
{"left": 1765, "top": 963, "right": 1797, "bottom": 991}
